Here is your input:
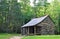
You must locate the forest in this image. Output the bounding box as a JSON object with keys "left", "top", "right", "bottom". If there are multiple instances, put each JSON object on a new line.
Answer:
{"left": 0, "top": 0, "right": 60, "bottom": 34}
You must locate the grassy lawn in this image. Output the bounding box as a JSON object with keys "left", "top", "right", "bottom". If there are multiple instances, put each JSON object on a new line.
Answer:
{"left": 0, "top": 33, "right": 20, "bottom": 39}
{"left": 22, "top": 35, "right": 60, "bottom": 39}
{"left": 1, "top": 34, "right": 60, "bottom": 39}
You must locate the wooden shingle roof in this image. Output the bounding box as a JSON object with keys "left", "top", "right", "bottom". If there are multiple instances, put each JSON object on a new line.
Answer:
{"left": 22, "top": 15, "right": 49, "bottom": 27}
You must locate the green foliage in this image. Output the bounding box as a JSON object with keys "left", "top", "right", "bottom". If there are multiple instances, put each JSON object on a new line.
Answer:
{"left": 51, "top": 0, "right": 60, "bottom": 33}
{"left": 20, "top": 0, "right": 35, "bottom": 24}
{"left": 0, "top": 0, "right": 21, "bottom": 33}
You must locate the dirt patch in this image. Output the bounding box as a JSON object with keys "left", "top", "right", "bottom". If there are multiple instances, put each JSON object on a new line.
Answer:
{"left": 9, "top": 36, "right": 23, "bottom": 39}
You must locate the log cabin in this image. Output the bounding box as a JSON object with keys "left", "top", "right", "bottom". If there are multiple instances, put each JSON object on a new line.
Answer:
{"left": 21, "top": 15, "right": 55, "bottom": 35}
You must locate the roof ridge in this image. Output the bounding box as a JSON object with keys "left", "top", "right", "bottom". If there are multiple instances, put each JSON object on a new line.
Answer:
{"left": 31, "top": 15, "right": 48, "bottom": 19}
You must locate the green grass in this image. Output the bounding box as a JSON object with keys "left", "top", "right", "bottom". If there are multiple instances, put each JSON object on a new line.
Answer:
{"left": 1, "top": 33, "right": 60, "bottom": 39}
{"left": 0, "top": 33, "right": 20, "bottom": 39}
{"left": 22, "top": 35, "right": 60, "bottom": 39}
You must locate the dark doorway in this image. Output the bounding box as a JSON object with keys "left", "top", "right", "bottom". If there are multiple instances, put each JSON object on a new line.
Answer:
{"left": 29, "top": 26, "right": 34, "bottom": 34}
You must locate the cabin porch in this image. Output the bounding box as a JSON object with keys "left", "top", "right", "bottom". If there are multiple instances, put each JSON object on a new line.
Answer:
{"left": 21, "top": 26, "right": 42, "bottom": 35}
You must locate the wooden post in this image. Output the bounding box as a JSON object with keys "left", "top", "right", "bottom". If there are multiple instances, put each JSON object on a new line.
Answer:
{"left": 28, "top": 27, "right": 29, "bottom": 35}
{"left": 34, "top": 26, "right": 36, "bottom": 35}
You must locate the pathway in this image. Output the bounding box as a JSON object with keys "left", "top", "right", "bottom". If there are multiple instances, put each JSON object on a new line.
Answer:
{"left": 9, "top": 36, "right": 23, "bottom": 39}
